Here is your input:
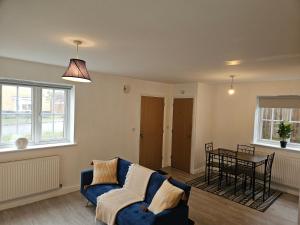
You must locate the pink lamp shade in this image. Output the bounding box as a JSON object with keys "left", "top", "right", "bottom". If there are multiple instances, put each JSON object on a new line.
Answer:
{"left": 62, "top": 58, "right": 91, "bottom": 83}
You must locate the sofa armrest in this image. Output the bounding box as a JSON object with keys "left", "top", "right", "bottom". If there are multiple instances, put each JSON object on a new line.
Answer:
{"left": 80, "top": 169, "right": 93, "bottom": 193}
{"left": 153, "top": 203, "right": 189, "bottom": 225}
{"left": 169, "top": 178, "right": 191, "bottom": 204}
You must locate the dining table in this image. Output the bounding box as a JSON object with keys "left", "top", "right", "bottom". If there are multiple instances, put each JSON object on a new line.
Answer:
{"left": 208, "top": 148, "right": 268, "bottom": 199}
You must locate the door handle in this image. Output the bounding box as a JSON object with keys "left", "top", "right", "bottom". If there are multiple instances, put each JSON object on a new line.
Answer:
{"left": 140, "top": 133, "right": 144, "bottom": 139}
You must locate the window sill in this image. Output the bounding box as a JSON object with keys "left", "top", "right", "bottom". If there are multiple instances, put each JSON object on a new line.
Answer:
{"left": 0, "top": 142, "right": 77, "bottom": 154}
{"left": 252, "top": 142, "right": 300, "bottom": 153}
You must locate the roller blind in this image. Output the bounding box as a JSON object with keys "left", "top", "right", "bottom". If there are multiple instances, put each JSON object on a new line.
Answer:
{"left": 0, "top": 78, "right": 73, "bottom": 89}
{"left": 258, "top": 96, "right": 300, "bottom": 108}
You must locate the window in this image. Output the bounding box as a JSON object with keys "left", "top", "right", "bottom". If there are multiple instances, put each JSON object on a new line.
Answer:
{"left": 1, "top": 85, "right": 33, "bottom": 143}
{"left": 41, "top": 89, "right": 66, "bottom": 141}
{"left": 254, "top": 96, "right": 300, "bottom": 149}
{"left": 0, "top": 80, "right": 74, "bottom": 148}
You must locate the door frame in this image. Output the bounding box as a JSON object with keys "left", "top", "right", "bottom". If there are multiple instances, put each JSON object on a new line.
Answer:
{"left": 138, "top": 93, "right": 168, "bottom": 168}
{"left": 171, "top": 95, "right": 197, "bottom": 174}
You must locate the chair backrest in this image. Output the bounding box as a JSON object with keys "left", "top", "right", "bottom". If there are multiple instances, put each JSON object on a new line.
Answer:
{"left": 205, "top": 142, "right": 214, "bottom": 162}
{"left": 265, "top": 152, "right": 275, "bottom": 175}
{"left": 237, "top": 144, "right": 255, "bottom": 155}
{"left": 205, "top": 142, "right": 213, "bottom": 152}
{"left": 218, "top": 148, "right": 237, "bottom": 167}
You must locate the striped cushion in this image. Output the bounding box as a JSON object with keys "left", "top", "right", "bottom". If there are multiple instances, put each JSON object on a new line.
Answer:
{"left": 91, "top": 159, "right": 118, "bottom": 185}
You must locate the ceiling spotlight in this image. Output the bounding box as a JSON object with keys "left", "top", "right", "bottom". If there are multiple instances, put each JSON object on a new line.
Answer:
{"left": 228, "top": 75, "right": 235, "bottom": 95}
{"left": 225, "top": 60, "right": 241, "bottom": 66}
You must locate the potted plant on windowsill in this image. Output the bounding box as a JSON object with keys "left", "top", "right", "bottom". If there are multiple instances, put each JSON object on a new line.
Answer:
{"left": 277, "top": 121, "right": 292, "bottom": 148}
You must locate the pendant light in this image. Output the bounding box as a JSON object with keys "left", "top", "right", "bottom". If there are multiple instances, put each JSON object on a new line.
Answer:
{"left": 228, "top": 75, "right": 235, "bottom": 95}
{"left": 62, "top": 40, "right": 92, "bottom": 83}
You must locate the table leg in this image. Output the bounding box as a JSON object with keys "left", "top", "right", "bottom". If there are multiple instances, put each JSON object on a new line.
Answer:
{"left": 218, "top": 155, "right": 223, "bottom": 189}
{"left": 208, "top": 164, "right": 210, "bottom": 185}
{"left": 252, "top": 163, "right": 256, "bottom": 200}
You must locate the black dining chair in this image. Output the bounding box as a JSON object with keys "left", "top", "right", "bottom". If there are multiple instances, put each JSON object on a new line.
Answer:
{"left": 243, "top": 152, "right": 275, "bottom": 201}
{"left": 237, "top": 144, "right": 255, "bottom": 155}
{"left": 237, "top": 144, "right": 256, "bottom": 189}
{"left": 205, "top": 142, "right": 215, "bottom": 181}
{"left": 217, "top": 149, "right": 245, "bottom": 193}
{"left": 257, "top": 152, "right": 275, "bottom": 201}
{"left": 218, "top": 149, "right": 235, "bottom": 188}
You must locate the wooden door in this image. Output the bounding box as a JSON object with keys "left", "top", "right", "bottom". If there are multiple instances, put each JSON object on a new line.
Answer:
{"left": 171, "top": 98, "right": 193, "bottom": 173}
{"left": 139, "top": 96, "right": 164, "bottom": 170}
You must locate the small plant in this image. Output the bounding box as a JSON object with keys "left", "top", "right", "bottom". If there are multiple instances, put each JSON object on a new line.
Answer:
{"left": 277, "top": 121, "right": 293, "bottom": 148}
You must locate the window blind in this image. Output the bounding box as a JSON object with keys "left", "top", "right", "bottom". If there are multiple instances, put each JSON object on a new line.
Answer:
{"left": 0, "top": 78, "right": 73, "bottom": 90}
{"left": 258, "top": 95, "right": 300, "bottom": 108}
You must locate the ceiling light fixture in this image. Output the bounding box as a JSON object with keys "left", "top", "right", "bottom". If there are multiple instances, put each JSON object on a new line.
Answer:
{"left": 228, "top": 75, "right": 235, "bottom": 95}
{"left": 225, "top": 60, "right": 241, "bottom": 66}
{"left": 62, "top": 40, "right": 92, "bottom": 83}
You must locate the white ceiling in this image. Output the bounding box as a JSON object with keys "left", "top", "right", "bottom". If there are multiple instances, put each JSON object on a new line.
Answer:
{"left": 0, "top": 0, "right": 300, "bottom": 83}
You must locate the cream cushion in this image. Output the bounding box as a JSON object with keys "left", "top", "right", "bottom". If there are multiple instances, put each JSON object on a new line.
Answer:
{"left": 91, "top": 158, "right": 118, "bottom": 185}
{"left": 148, "top": 180, "right": 184, "bottom": 214}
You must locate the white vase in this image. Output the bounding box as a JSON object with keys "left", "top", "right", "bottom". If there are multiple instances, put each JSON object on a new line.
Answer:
{"left": 15, "top": 138, "right": 28, "bottom": 150}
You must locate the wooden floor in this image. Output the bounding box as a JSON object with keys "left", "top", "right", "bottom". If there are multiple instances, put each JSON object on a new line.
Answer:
{"left": 164, "top": 167, "right": 298, "bottom": 225}
{"left": 0, "top": 167, "right": 298, "bottom": 225}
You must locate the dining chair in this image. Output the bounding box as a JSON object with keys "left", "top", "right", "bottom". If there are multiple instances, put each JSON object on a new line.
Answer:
{"left": 205, "top": 142, "right": 218, "bottom": 183}
{"left": 237, "top": 144, "right": 256, "bottom": 189}
{"left": 237, "top": 144, "right": 255, "bottom": 155}
{"left": 259, "top": 152, "right": 275, "bottom": 201}
{"left": 243, "top": 152, "right": 275, "bottom": 201}
{"left": 217, "top": 149, "right": 244, "bottom": 193}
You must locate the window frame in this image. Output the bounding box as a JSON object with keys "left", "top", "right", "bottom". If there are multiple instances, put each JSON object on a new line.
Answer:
{"left": 254, "top": 106, "right": 300, "bottom": 150}
{"left": 0, "top": 84, "right": 34, "bottom": 146}
{"left": 0, "top": 81, "right": 74, "bottom": 149}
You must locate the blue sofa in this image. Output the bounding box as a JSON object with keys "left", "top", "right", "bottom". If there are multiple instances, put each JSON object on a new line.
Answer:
{"left": 80, "top": 158, "right": 192, "bottom": 225}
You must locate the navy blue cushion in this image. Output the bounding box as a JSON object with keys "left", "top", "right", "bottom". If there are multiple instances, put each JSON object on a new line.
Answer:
{"left": 116, "top": 202, "right": 155, "bottom": 225}
{"left": 117, "top": 158, "right": 132, "bottom": 186}
{"left": 85, "top": 184, "right": 121, "bottom": 205}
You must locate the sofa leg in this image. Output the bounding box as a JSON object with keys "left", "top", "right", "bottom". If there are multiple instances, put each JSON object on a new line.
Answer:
{"left": 86, "top": 200, "right": 90, "bottom": 207}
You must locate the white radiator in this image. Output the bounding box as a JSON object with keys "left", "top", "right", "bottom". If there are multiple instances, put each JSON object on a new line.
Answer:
{"left": 0, "top": 156, "right": 60, "bottom": 202}
{"left": 257, "top": 153, "right": 300, "bottom": 188}
{"left": 272, "top": 155, "right": 300, "bottom": 188}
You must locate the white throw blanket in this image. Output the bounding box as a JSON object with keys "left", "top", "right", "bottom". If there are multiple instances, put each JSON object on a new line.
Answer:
{"left": 96, "top": 164, "right": 154, "bottom": 225}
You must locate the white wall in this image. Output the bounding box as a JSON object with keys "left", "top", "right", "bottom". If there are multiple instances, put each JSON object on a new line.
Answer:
{"left": 0, "top": 57, "right": 172, "bottom": 209}
{"left": 212, "top": 80, "right": 300, "bottom": 193}
{"left": 212, "top": 80, "right": 300, "bottom": 149}
{"left": 193, "top": 83, "right": 214, "bottom": 172}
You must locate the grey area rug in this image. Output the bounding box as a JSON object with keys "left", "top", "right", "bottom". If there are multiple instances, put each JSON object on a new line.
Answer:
{"left": 186, "top": 174, "right": 282, "bottom": 212}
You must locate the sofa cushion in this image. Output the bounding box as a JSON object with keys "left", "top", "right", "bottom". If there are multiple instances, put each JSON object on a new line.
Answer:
{"left": 85, "top": 184, "right": 121, "bottom": 205}
{"left": 91, "top": 159, "right": 118, "bottom": 185}
{"left": 116, "top": 202, "right": 155, "bottom": 225}
{"left": 148, "top": 180, "right": 184, "bottom": 214}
